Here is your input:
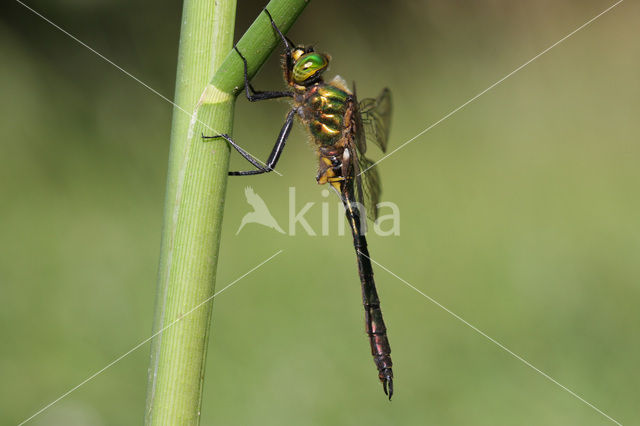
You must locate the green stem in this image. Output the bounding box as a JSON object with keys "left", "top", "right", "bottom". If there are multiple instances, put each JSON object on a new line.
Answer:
{"left": 145, "top": 0, "right": 308, "bottom": 424}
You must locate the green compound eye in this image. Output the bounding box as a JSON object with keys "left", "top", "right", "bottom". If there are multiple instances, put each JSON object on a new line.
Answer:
{"left": 292, "top": 53, "right": 328, "bottom": 84}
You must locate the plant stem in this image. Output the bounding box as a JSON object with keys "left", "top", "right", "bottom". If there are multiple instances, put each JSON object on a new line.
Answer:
{"left": 145, "top": 0, "right": 309, "bottom": 424}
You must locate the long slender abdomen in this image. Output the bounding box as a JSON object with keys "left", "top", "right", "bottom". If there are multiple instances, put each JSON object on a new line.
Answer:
{"left": 343, "top": 194, "right": 394, "bottom": 398}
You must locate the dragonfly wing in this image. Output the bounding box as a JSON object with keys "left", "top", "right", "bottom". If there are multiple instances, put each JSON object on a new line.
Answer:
{"left": 358, "top": 153, "right": 382, "bottom": 222}
{"left": 359, "top": 88, "right": 392, "bottom": 153}
{"left": 344, "top": 141, "right": 381, "bottom": 224}
{"left": 345, "top": 95, "right": 382, "bottom": 223}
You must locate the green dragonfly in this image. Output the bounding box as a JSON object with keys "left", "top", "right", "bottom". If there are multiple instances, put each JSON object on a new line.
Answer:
{"left": 204, "top": 10, "right": 394, "bottom": 398}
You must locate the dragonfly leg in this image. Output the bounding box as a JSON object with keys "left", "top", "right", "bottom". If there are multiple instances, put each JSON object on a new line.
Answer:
{"left": 264, "top": 9, "right": 295, "bottom": 59}
{"left": 202, "top": 108, "right": 297, "bottom": 176}
{"left": 234, "top": 46, "right": 292, "bottom": 102}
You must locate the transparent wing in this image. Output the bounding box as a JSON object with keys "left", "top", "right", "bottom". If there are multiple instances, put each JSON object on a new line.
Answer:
{"left": 344, "top": 96, "right": 383, "bottom": 223}
{"left": 344, "top": 140, "right": 382, "bottom": 224}
{"left": 356, "top": 152, "right": 382, "bottom": 222}
{"left": 359, "top": 88, "right": 392, "bottom": 154}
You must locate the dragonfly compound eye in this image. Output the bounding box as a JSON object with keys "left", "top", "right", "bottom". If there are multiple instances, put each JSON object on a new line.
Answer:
{"left": 292, "top": 52, "right": 329, "bottom": 84}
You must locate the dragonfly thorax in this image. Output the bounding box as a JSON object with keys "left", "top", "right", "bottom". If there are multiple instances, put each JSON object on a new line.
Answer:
{"left": 297, "top": 83, "right": 352, "bottom": 147}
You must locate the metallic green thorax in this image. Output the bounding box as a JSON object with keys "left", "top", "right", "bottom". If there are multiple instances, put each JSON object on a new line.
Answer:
{"left": 303, "top": 83, "right": 350, "bottom": 146}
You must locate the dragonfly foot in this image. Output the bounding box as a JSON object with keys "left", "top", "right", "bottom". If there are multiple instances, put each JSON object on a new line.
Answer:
{"left": 201, "top": 132, "right": 225, "bottom": 140}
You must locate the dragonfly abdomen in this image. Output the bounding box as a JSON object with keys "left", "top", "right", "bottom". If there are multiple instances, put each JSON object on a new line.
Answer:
{"left": 343, "top": 195, "right": 394, "bottom": 398}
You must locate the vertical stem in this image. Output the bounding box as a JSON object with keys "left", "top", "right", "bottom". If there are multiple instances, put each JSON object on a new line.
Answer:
{"left": 145, "top": 0, "right": 236, "bottom": 424}
{"left": 145, "top": 0, "right": 309, "bottom": 424}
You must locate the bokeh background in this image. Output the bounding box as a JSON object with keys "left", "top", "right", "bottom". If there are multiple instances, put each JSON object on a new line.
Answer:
{"left": 2, "top": 0, "right": 639, "bottom": 424}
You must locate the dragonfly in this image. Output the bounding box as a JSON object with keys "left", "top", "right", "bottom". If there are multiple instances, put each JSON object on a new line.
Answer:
{"left": 204, "top": 10, "right": 394, "bottom": 399}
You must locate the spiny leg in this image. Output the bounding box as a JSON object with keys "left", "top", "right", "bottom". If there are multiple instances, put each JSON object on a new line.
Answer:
{"left": 234, "top": 46, "right": 292, "bottom": 102}
{"left": 202, "top": 108, "right": 297, "bottom": 176}
{"left": 263, "top": 9, "right": 294, "bottom": 70}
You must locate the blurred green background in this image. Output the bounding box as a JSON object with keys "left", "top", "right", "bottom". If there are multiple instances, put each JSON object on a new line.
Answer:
{"left": 2, "top": 0, "right": 639, "bottom": 424}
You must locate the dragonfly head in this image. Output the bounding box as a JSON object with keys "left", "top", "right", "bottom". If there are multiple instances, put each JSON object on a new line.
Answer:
{"left": 287, "top": 46, "right": 330, "bottom": 87}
